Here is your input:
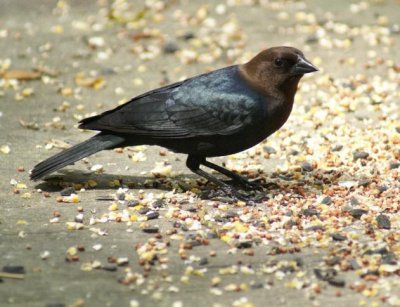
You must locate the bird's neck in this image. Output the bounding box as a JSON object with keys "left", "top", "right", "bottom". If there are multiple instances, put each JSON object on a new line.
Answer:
{"left": 238, "top": 64, "right": 273, "bottom": 97}
{"left": 239, "top": 64, "right": 302, "bottom": 102}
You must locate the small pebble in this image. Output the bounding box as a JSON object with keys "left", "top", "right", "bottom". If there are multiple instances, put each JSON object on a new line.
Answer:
{"left": 142, "top": 227, "right": 159, "bottom": 233}
{"left": 163, "top": 41, "right": 180, "bottom": 54}
{"left": 152, "top": 199, "right": 165, "bottom": 208}
{"left": 321, "top": 196, "right": 332, "bottom": 205}
{"left": 306, "top": 225, "right": 325, "bottom": 231}
{"left": 224, "top": 210, "right": 239, "bottom": 219}
{"left": 314, "top": 268, "right": 337, "bottom": 281}
{"left": 2, "top": 265, "right": 25, "bottom": 274}
{"left": 74, "top": 214, "right": 84, "bottom": 223}
{"left": 146, "top": 211, "right": 159, "bottom": 220}
{"left": 350, "top": 260, "right": 361, "bottom": 270}
{"left": 92, "top": 244, "right": 103, "bottom": 251}
{"left": 102, "top": 265, "right": 117, "bottom": 272}
{"left": 326, "top": 256, "right": 341, "bottom": 266}
{"left": 353, "top": 151, "right": 369, "bottom": 161}
{"left": 263, "top": 146, "right": 276, "bottom": 154}
{"left": 60, "top": 187, "right": 75, "bottom": 196}
{"left": 207, "top": 232, "right": 218, "bottom": 239}
{"left": 301, "top": 162, "right": 314, "bottom": 172}
{"left": 389, "top": 161, "right": 399, "bottom": 169}
{"left": 358, "top": 178, "right": 371, "bottom": 187}
{"left": 181, "top": 31, "right": 195, "bottom": 40}
{"left": 350, "top": 198, "right": 359, "bottom": 206}
{"left": 303, "top": 208, "right": 319, "bottom": 216}
{"left": 139, "top": 207, "right": 150, "bottom": 215}
{"left": 365, "top": 247, "right": 388, "bottom": 255}
{"left": 236, "top": 241, "right": 252, "bottom": 249}
{"left": 377, "top": 185, "right": 388, "bottom": 193}
{"left": 376, "top": 214, "right": 391, "bottom": 229}
{"left": 332, "top": 144, "right": 343, "bottom": 152}
{"left": 116, "top": 257, "right": 129, "bottom": 266}
{"left": 40, "top": 251, "right": 50, "bottom": 260}
{"left": 116, "top": 192, "right": 125, "bottom": 201}
{"left": 199, "top": 257, "right": 208, "bottom": 266}
{"left": 96, "top": 196, "right": 114, "bottom": 201}
{"left": 331, "top": 233, "right": 347, "bottom": 241}
{"left": 186, "top": 206, "right": 198, "bottom": 213}
{"left": 349, "top": 209, "right": 368, "bottom": 218}
{"left": 250, "top": 281, "right": 264, "bottom": 289}
{"left": 127, "top": 200, "right": 140, "bottom": 207}
{"left": 382, "top": 253, "right": 397, "bottom": 265}
{"left": 328, "top": 277, "right": 346, "bottom": 288}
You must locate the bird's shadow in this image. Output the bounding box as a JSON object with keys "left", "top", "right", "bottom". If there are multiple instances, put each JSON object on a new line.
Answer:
{"left": 34, "top": 169, "right": 200, "bottom": 192}
{"left": 33, "top": 167, "right": 364, "bottom": 202}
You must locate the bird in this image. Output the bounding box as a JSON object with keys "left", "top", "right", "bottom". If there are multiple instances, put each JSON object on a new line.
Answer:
{"left": 30, "top": 46, "right": 318, "bottom": 201}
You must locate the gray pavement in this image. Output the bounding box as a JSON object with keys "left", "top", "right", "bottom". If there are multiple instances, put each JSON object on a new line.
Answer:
{"left": 1, "top": 1, "right": 399, "bottom": 306}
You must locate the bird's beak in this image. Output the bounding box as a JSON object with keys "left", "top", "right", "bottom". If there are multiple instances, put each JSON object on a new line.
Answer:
{"left": 291, "top": 57, "right": 318, "bottom": 74}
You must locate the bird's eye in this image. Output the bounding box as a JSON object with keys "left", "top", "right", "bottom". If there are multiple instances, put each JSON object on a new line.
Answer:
{"left": 274, "top": 58, "right": 284, "bottom": 67}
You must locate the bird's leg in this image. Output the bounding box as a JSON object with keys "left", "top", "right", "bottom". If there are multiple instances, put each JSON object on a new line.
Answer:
{"left": 186, "top": 155, "right": 252, "bottom": 202}
{"left": 200, "top": 159, "right": 264, "bottom": 191}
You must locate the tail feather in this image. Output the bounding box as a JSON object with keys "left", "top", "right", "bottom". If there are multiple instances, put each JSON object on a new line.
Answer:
{"left": 30, "top": 133, "right": 125, "bottom": 180}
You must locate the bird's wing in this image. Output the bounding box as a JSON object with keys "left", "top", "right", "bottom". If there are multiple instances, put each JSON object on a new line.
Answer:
{"left": 79, "top": 80, "right": 184, "bottom": 134}
{"left": 165, "top": 68, "right": 261, "bottom": 136}
{"left": 79, "top": 66, "right": 263, "bottom": 138}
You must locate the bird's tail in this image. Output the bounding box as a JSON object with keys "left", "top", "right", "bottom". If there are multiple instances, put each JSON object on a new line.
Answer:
{"left": 30, "top": 133, "right": 125, "bottom": 180}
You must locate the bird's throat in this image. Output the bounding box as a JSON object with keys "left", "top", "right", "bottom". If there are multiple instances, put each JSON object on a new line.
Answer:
{"left": 279, "top": 75, "right": 302, "bottom": 102}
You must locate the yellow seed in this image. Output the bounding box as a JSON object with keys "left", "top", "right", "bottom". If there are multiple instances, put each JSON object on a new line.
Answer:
{"left": 130, "top": 215, "right": 138, "bottom": 222}
{"left": 21, "top": 193, "right": 31, "bottom": 199}
{"left": 109, "top": 203, "right": 118, "bottom": 211}
{"left": 67, "top": 247, "right": 78, "bottom": 256}
{"left": 16, "top": 183, "right": 27, "bottom": 189}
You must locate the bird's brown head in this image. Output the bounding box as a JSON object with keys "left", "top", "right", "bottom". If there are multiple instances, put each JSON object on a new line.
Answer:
{"left": 240, "top": 46, "right": 318, "bottom": 99}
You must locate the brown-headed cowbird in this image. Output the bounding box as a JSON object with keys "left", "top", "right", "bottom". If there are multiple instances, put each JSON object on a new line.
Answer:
{"left": 30, "top": 46, "right": 317, "bottom": 200}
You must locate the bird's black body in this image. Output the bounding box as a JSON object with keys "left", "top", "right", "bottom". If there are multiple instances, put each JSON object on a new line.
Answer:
{"left": 80, "top": 66, "right": 284, "bottom": 157}
{"left": 31, "top": 46, "right": 317, "bottom": 201}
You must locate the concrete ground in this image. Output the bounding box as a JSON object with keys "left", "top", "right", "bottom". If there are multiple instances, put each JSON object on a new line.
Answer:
{"left": 0, "top": 1, "right": 399, "bottom": 306}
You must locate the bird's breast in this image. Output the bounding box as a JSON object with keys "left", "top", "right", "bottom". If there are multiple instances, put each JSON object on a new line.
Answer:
{"left": 251, "top": 95, "right": 294, "bottom": 142}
